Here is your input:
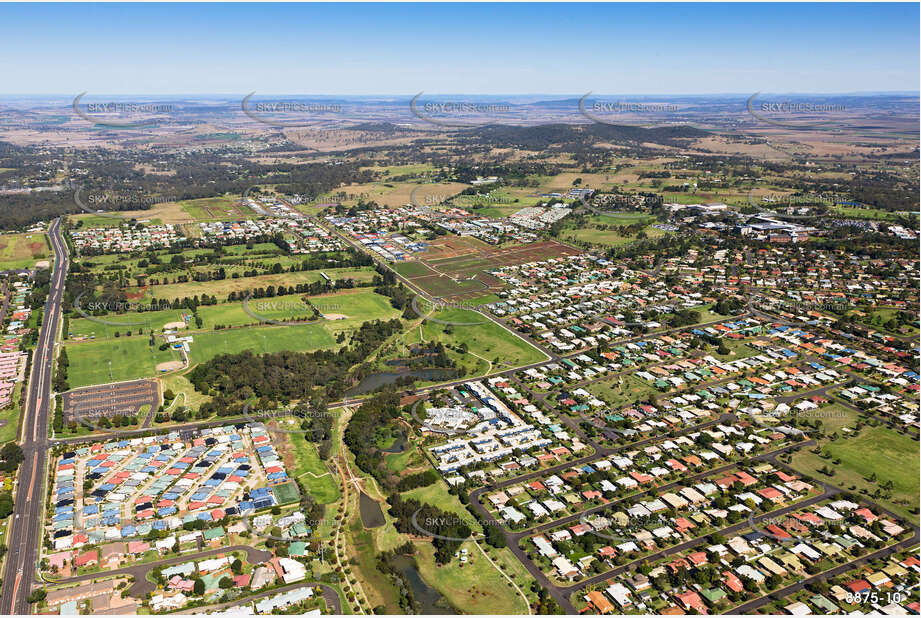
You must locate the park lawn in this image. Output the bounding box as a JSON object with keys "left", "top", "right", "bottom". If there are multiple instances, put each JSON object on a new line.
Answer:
{"left": 198, "top": 289, "right": 399, "bottom": 330}
{"left": 69, "top": 288, "right": 392, "bottom": 340}
{"left": 186, "top": 323, "right": 337, "bottom": 365}
{"left": 789, "top": 425, "right": 920, "bottom": 524}
{"left": 69, "top": 213, "right": 132, "bottom": 228}
{"left": 585, "top": 212, "right": 657, "bottom": 225}
{"left": 0, "top": 232, "right": 50, "bottom": 270}
{"left": 694, "top": 302, "right": 737, "bottom": 324}
{"left": 285, "top": 435, "right": 340, "bottom": 505}
{"left": 385, "top": 446, "right": 424, "bottom": 474}
{"left": 831, "top": 205, "right": 899, "bottom": 221}
{"left": 65, "top": 337, "right": 181, "bottom": 388}
{"left": 563, "top": 223, "right": 664, "bottom": 247}
{"left": 712, "top": 337, "right": 759, "bottom": 361}
{"left": 347, "top": 517, "right": 404, "bottom": 614}
{"left": 128, "top": 267, "right": 376, "bottom": 303}
{"left": 414, "top": 541, "right": 529, "bottom": 615}
{"left": 587, "top": 374, "right": 660, "bottom": 409}
{"left": 854, "top": 307, "right": 919, "bottom": 337}
{"left": 159, "top": 373, "right": 211, "bottom": 412}
{"left": 812, "top": 404, "right": 861, "bottom": 435}
{"left": 420, "top": 308, "right": 547, "bottom": 369}
{"left": 400, "top": 478, "right": 475, "bottom": 525}
{"left": 68, "top": 307, "right": 189, "bottom": 339}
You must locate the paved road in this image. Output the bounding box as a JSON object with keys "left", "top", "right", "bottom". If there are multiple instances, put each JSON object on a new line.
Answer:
{"left": 177, "top": 581, "right": 341, "bottom": 614}
{"left": 46, "top": 545, "right": 272, "bottom": 598}
{"left": 467, "top": 433, "right": 812, "bottom": 614}
{"left": 726, "top": 452, "right": 921, "bottom": 614}
{"left": 0, "top": 218, "right": 68, "bottom": 614}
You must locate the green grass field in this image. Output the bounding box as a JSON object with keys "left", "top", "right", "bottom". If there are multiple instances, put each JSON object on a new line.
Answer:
{"left": 789, "top": 425, "right": 920, "bottom": 524}
{"left": 180, "top": 196, "right": 246, "bottom": 221}
{"left": 286, "top": 435, "right": 340, "bottom": 504}
{"left": 832, "top": 205, "right": 901, "bottom": 221}
{"left": 404, "top": 308, "right": 547, "bottom": 373}
{"left": 0, "top": 232, "right": 49, "bottom": 270}
{"left": 414, "top": 541, "right": 529, "bottom": 615}
{"left": 70, "top": 289, "right": 398, "bottom": 339}
{"left": 64, "top": 337, "right": 181, "bottom": 388}
{"left": 128, "top": 267, "right": 377, "bottom": 303}
{"left": 272, "top": 481, "right": 301, "bottom": 506}
{"left": 587, "top": 374, "right": 660, "bottom": 409}
{"left": 66, "top": 289, "right": 403, "bottom": 388}
{"left": 393, "top": 261, "right": 436, "bottom": 278}
{"left": 563, "top": 214, "right": 665, "bottom": 247}
{"left": 0, "top": 383, "right": 22, "bottom": 443}
{"left": 401, "top": 478, "right": 474, "bottom": 522}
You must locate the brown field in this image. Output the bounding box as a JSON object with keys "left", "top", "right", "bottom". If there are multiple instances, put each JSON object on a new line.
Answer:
{"left": 332, "top": 180, "right": 470, "bottom": 208}
{"left": 401, "top": 239, "right": 581, "bottom": 299}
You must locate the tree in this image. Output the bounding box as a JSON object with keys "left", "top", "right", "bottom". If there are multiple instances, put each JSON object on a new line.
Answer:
{"left": 193, "top": 578, "right": 205, "bottom": 596}
{"left": 219, "top": 576, "right": 234, "bottom": 590}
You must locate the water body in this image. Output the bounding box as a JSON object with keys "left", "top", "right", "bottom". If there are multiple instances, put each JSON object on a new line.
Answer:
{"left": 382, "top": 428, "right": 407, "bottom": 454}
{"left": 358, "top": 491, "right": 385, "bottom": 528}
{"left": 390, "top": 554, "right": 457, "bottom": 615}
{"left": 344, "top": 369, "right": 457, "bottom": 396}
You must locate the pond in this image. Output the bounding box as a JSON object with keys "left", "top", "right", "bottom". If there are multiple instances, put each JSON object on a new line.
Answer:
{"left": 358, "top": 491, "right": 385, "bottom": 528}
{"left": 390, "top": 554, "right": 457, "bottom": 614}
{"left": 344, "top": 369, "right": 457, "bottom": 397}
{"left": 382, "top": 427, "right": 407, "bottom": 454}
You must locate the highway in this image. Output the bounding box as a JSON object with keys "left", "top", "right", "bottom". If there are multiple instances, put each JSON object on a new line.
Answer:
{"left": 0, "top": 218, "right": 68, "bottom": 615}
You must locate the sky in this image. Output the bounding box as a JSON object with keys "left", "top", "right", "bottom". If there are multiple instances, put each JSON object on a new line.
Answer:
{"left": 1, "top": 2, "right": 918, "bottom": 95}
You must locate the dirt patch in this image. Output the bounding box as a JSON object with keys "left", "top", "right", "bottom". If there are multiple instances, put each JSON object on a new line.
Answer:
{"left": 163, "top": 321, "right": 187, "bottom": 330}
{"left": 156, "top": 360, "right": 185, "bottom": 372}
{"left": 322, "top": 313, "right": 349, "bottom": 320}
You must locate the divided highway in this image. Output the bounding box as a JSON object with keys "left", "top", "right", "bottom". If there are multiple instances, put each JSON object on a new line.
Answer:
{"left": 0, "top": 218, "right": 68, "bottom": 615}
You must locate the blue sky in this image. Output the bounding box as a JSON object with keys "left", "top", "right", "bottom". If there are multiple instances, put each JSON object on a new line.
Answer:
{"left": 2, "top": 3, "right": 918, "bottom": 94}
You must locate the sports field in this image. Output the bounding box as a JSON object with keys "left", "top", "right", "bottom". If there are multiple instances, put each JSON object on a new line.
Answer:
{"left": 63, "top": 337, "right": 182, "bottom": 388}
{"left": 0, "top": 232, "right": 49, "bottom": 270}
{"left": 65, "top": 289, "right": 401, "bottom": 388}
{"left": 69, "top": 289, "right": 398, "bottom": 338}
{"left": 127, "top": 266, "right": 377, "bottom": 303}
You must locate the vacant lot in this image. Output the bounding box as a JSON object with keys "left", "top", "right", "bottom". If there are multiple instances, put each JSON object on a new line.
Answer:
{"left": 0, "top": 232, "right": 49, "bottom": 270}
{"left": 400, "top": 239, "right": 580, "bottom": 300}
{"left": 181, "top": 196, "right": 252, "bottom": 221}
